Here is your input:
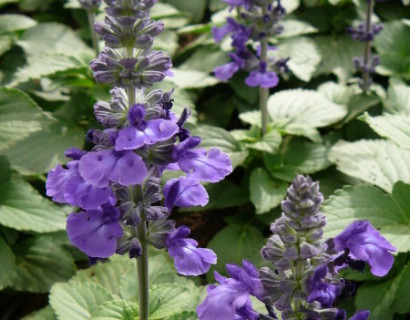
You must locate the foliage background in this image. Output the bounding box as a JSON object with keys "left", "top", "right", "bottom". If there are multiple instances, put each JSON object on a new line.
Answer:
{"left": 0, "top": 0, "right": 409, "bottom": 319}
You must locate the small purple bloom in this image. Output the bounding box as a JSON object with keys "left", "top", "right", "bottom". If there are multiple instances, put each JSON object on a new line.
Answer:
{"left": 66, "top": 203, "right": 123, "bottom": 258}
{"left": 214, "top": 62, "right": 240, "bottom": 81}
{"left": 197, "top": 260, "right": 263, "bottom": 320}
{"left": 306, "top": 264, "right": 340, "bottom": 307}
{"left": 79, "top": 149, "right": 148, "bottom": 187}
{"left": 166, "top": 226, "right": 217, "bottom": 276}
{"left": 245, "top": 61, "right": 279, "bottom": 88}
{"left": 115, "top": 104, "right": 178, "bottom": 151}
{"left": 174, "top": 136, "right": 233, "bottom": 183}
{"left": 163, "top": 176, "right": 209, "bottom": 211}
{"left": 333, "top": 221, "right": 396, "bottom": 277}
{"left": 350, "top": 310, "right": 370, "bottom": 320}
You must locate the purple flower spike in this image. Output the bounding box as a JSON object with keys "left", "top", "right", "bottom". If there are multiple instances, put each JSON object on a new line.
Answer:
{"left": 67, "top": 203, "right": 123, "bottom": 258}
{"left": 166, "top": 226, "right": 217, "bottom": 276}
{"left": 197, "top": 260, "right": 262, "bottom": 320}
{"left": 163, "top": 176, "right": 209, "bottom": 211}
{"left": 333, "top": 221, "right": 396, "bottom": 277}
{"left": 306, "top": 264, "right": 340, "bottom": 307}
{"left": 79, "top": 149, "right": 148, "bottom": 187}
{"left": 245, "top": 61, "right": 279, "bottom": 88}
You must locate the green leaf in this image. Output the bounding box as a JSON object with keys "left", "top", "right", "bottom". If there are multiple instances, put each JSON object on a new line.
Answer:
{"left": 17, "top": 23, "right": 93, "bottom": 58}
{"left": 0, "top": 14, "right": 37, "bottom": 33}
{"left": 50, "top": 281, "right": 115, "bottom": 320}
{"left": 0, "top": 87, "right": 51, "bottom": 151}
{"left": 264, "top": 142, "right": 332, "bottom": 181}
{"left": 205, "top": 180, "right": 249, "bottom": 210}
{"left": 391, "top": 262, "right": 410, "bottom": 314}
{"left": 164, "top": 0, "right": 206, "bottom": 22}
{"left": 328, "top": 140, "right": 410, "bottom": 193}
{"left": 361, "top": 113, "right": 410, "bottom": 150}
{"left": 374, "top": 21, "right": 410, "bottom": 79}
{"left": 9, "top": 54, "right": 85, "bottom": 86}
{"left": 314, "top": 35, "right": 363, "bottom": 80}
{"left": 179, "top": 45, "right": 229, "bottom": 74}
{"left": 278, "top": 20, "right": 318, "bottom": 38}
{"left": 1, "top": 121, "right": 85, "bottom": 174}
{"left": 323, "top": 182, "right": 410, "bottom": 252}
{"left": 0, "top": 237, "right": 16, "bottom": 290}
{"left": 208, "top": 223, "right": 266, "bottom": 276}
{"left": 167, "top": 68, "right": 218, "bottom": 89}
{"left": 0, "top": 155, "right": 10, "bottom": 184}
{"left": 248, "top": 130, "right": 282, "bottom": 154}
{"left": 0, "top": 180, "right": 66, "bottom": 232}
{"left": 22, "top": 306, "right": 57, "bottom": 320}
{"left": 91, "top": 300, "right": 138, "bottom": 320}
{"left": 10, "top": 237, "right": 76, "bottom": 292}
{"left": 276, "top": 36, "right": 321, "bottom": 82}
{"left": 267, "top": 89, "right": 347, "bottom": 142}
{"left": 191, "top": 125, "right": 249, "bottom": 168}
{"left": 384, "top": 78, "right": 410, "bottom": 114}
{"left": 149, "top": 284, "right": 200, "bottom": 319}
{"left": 0, "top": 34, "right": 13, "bottom": 56}
{"left": 355, "top": 265, "right": 406, "bottom": 320}
{"left": 250, "top": 168, "right": 288, "bottom": 214}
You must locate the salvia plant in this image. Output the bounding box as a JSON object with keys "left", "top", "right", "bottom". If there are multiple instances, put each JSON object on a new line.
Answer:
{"left": 45, "top": 0, "right": 232, "bottom": 318}
{"left": 197, "top": 175, "right": 396, "bottom": 320}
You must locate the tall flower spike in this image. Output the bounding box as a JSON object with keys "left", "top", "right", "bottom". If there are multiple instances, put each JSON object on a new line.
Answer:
{"left": 46, "top": 1, "right": 233, "bottom": 319}
{"left": 198, "top": 175, "right": 395, "bottom": 320}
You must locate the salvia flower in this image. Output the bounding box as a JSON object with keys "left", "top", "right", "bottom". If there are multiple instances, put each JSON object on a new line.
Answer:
{"left": 46, "top": 0, "right": 233, "bottom": 277}
{"left": 213, "top": 0, "right": 288, "bottom": 88}
{"left": 197, "top": 175, "right": 395, "bottom": 319}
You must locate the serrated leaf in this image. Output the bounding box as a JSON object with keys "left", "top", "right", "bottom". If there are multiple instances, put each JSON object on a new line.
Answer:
{"left": 208, "top": 223, "right": 265, "bottom": 276}
{"left": 17, "top": 22, "right": 93, "bottom": 58}
{"left": 149, "top": 284, "right": 199, "bottom": 319}
{"left": 50, "top": 281, "right": 115, "bottom": 320}
{"left": 9, "top": 54, "right": 85, "bottom": 86}
{"left": 276, "top": 36, "right": 321, "bottom": 82}
{"left": 384, "top": 79, "right": 410, "bottom": 114}
{"left": 263, "top": 142, "right": 331, "bottom": 181}
{"left": 329, "top": 140, "right": 410, "bottom": 193}
{"left": 0, "top": 237, "right": 16, "bottom": 290}
{"left": 91, "top": 300, "right": 138, "bottom": 320}
{"left": 267, "top": 89, "right": 347, "bottom": 142}
{"left": 361, "top": 113, "right": 410, "bottom": 150}
{"left": 323, "top": 182, "right": 410, "bottom": 252}
{"left": 250, "top": 168, "right": 287, "bottom": 214}
{"left": 0, "top": 14, "right": 37, "bottom": 33}
{"left": 0, "top": 180, "right": 67, "bottom": 232}
{"left": 248, "top": 130, "right": 282, "bottom": 154}
{"left": 1, "top": 121, "right": 85, "bottom": 174}
{"left": 0, "top": 87, "right": 51, "bottom": 151}
{"left": 374, "top": 21, "right": 410, "bottom": 79}
{"left": 10, "top": 237, "right": 76, "bottom": 292}
{"left": 314, "top": 35, "right": 363, "bottom": 80}
{"left": 355, "top": 266, "right": 405, "bottom": 320}
{"left": 191, "top": 124, "right": 249, "bottom": 168}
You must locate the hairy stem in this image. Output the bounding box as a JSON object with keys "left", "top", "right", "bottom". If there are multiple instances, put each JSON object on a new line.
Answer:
{"left": 260, "top": 4, "right": 269, "bottom": 136}
{"left": 137, "top": 221, "right": 149, "bottom": 320}
{"left": 87, "top": 9, "right": 99, "bottom": 56}
{"left": 362, "top": 0, "right": 374, "bottom": 92}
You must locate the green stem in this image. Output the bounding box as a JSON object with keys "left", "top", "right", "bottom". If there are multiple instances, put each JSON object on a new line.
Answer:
{"left": 87, "top": 9, "right": 99, "bottom": 56}
{"left": 362, "top": 0, "right": 374, "bottom": 93}
{"left": 137, "top": 221, "right": 149, "bottom": 320}
{"left": 260, "top": 4, "right": 269, "bottom": 136}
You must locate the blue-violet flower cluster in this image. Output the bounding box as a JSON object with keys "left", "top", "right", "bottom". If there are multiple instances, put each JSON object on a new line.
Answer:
{"left": 212, "top": 0, "right": 289, "bottom": 88}
{"left": 46, "top": 0, "right": 233, "bottom": 276}
{"left": 197, "top": 175, "right": 396, "bottom": 319}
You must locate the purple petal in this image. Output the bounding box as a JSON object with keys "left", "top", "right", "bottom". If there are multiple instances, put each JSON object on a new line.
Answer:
{"left": 66, "top": 205, "right": 123, "bottom": 258}
{"left": 350, "top": 310, "right": 370, "bottom": 320}
{"left": 214, "top": 62, "right": 240, "bottom": 81}
{"left": 115, "top": 127, "right": 147, "bottom": 151}
{"left": 46, "top": 164, "right": 72, "bottom": 203}
{"left": 163, "top": 177, "right": 209, "bottom": 211}
{"left": 109, "top": 150, "right": 148, "bottom": 186}
{"left": 144, "top": 119, "right": 179, "bottom": 144}
{"left": 245, "top": 70, "right": 279, "bottom": 88}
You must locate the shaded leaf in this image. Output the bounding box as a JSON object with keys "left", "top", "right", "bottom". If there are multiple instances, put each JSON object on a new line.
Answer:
{"left": 0, "top": 14, "right": 36, "bottom": 33}
{"left": 0, "top": 237, "right": 16, "bottom": 290}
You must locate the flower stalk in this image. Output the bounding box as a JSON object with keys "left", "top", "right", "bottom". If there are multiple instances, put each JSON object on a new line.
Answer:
{"left": 362, "top": 0, "right": 374, "bottom": 93}
{"left": 87, "top": 8, "right": 99, "bottom": 56}
{"left": 260, "top": 3, "right": 269, "bottom": 136}
{"left": 137, "top": 220, "right": 149, "bottom": 320}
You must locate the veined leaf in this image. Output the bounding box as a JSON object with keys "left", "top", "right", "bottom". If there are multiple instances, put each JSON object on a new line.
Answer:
{"left": 278, "top": 20, "right": 318, "bottom": 38}
{"left": 90, "top": 300, "right": 138, "bottom": 320}
{"left": 0, "top": 237, "right": 16, "bottom": 290}
{"left": 267, "top": 89, "right": 347, "bottom": 142}
{"left": 323, "top": 182, "right": 410, "bottom": 252}
{"left": 0, "top": 14, "right": 36, "bottom": 33}
{"left": 329, "top": 140, "right": 410, "bottom": 193}
{"left": 384, "top": 78, "right": 410, "bottom": 114}
{"left": 21, "top": 306, "right": 57, "bottom": 320}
